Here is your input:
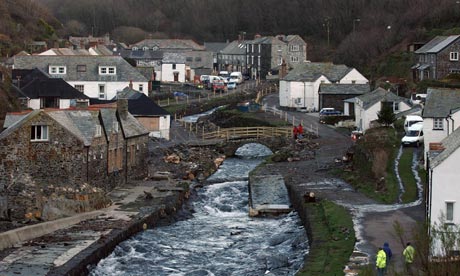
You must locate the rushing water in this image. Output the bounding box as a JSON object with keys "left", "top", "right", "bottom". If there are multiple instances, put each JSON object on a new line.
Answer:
{"left": 90, "top": 143, "right": 309, "bottom": 276}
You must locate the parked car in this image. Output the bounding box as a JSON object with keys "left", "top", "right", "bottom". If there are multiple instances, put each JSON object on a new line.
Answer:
{"left": 402, "top": 122, "right": 424, "bottom": 147}
{"left": 319, "top": 108, "right": 341, "bottom": 116}
{"left": 404, "top": 115, "right": 423, "bottom": 133}
{"left": 296, "top": 107, "right": 308, "bottom": 113}
{"left": 230, "top": 72, "right": 243, "bottom": 84}
{"left": 212, "top": 81, "right": 225, "bottom": 91}
{"left": 227, "top": 81, "right": 237, "bottom": 90}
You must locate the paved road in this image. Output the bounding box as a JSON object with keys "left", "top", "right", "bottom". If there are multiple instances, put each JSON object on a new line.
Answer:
{"left": 260, "top": 93, "right": 425, "bottom": 275}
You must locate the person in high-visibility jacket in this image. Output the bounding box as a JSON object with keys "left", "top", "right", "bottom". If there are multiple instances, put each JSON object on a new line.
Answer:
{"left": 376, "top": 247, "right": 386, "bottom": 276}
{"left": 403, "top": 242, "right": 415, "bottom": 275}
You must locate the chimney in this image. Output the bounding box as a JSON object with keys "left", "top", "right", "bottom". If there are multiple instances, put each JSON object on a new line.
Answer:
{"left": 129, "top": 80, "right": 133, "bottom": 89}
{"left": 117, "top": 98, "right": 129, "bottom": 118}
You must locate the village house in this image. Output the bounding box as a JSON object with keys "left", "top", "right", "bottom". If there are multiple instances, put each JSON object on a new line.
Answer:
{"left": 245, "top": 34, "right": 307, "bottom": 80}
{"left": 422, "top": 88, "right": 460, "bottom": 166}
{"left": 279, "top": 62, "right": 368, "bottom": 112}
{"left": 0, "top": 100, "right": 148, "bottom": 221}
{"left": 412, "top": 35, "right": 460, "bottom": 81}
{"left": 218, "top": 40, "right": 247, "bottom": 74}
{"left": 12, "top": 55, "right": 149, "bottom": 100}
{"left": 353, "top": 87, "right": 412, "bottom": 132}
{"left": 319, "top": 83, "right": 370, "bottom": 115}
{"left": 427, "top": 127, "right": 460, "bottom": 257}
{"left": 12, "top": 68, "right": 89, "bottom": 109}
{"left": 204, "top": 41, "right": 230, "bottom": 74}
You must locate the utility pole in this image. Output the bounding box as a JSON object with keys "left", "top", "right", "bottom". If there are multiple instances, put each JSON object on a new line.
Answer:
{"left": 324, "top": 18, "right": 330, "bottom": 47}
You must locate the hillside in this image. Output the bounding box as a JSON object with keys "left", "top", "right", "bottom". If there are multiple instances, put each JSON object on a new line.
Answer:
{"left": 0, "top": 0, "right": 60, "bottom": 57}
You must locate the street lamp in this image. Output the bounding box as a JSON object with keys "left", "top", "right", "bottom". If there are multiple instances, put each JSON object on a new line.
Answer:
{"left": 353, "top": 18, "right": 360, "bottom": 33}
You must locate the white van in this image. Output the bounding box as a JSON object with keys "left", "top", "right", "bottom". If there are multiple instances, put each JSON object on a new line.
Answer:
{"left": 404, "top": 115, "right": 423, "bottom": 133}
{"left": 401, "top": 122, "right": 424, "bottom": 147}
{"left": 230, "top": 72, "right": 243, "bottom": 84}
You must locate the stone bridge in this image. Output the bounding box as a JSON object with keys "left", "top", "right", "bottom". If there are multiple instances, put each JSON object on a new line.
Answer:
{"left": 200, "top": 136, "right": 291, "bottom": 157}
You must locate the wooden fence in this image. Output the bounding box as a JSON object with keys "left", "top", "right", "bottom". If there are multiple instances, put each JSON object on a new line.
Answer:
{"left": 199, "top": 126, "right": 291, "bottom": 140}
{"left": 262, "top": 104, "right": 319, "bottom": 136}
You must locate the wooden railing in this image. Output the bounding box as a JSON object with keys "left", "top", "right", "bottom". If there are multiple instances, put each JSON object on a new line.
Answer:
{"left": 262, "top": 104, "right": 319, "bottom": 136}
{"left": 198, "top": 126, "right": 292, "bottom": 140}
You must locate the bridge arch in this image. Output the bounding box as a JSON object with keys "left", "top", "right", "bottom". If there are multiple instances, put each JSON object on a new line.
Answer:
{"left": 214, "top": 136, "right": 290, "bottom": 157}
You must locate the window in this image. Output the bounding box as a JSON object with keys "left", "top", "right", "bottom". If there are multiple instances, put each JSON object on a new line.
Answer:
{"left": 132, "top": 47, "right": 138, "bottom": 51}
{"left": 290, "top": 45, "right": 300, "bottom": 52}
{"left": 433, "top": 118, "right": 444, "bottom": 130}
{"left": 77, "top": 65, "right": 86, "bottom": 72}
{"left": 113, "top": 122, "right": 119, "bottom": 133}
{"left": 99, "top": 66, "right": 116, "bottom": 75}
{"left": 95, "top": 125, "right": 102, "bottom": 137}
{"left": 258, "top": 44, "right": 261, "bottom": 53}
{"left": 393, "top": 102, "right": 399, "bottom": 112}
{"left": 195, "top": 57, "right": 202, "bottom": 62}
{"left": 138, "top": 84, "right": 143, "bottom": 92}
{"left": 172, "top": 64, "right": 176, "bottom": 70}
{"left": 49, "top": 66, "right": 66, "bottom": 75}
{"left": 446, "top": 202, "right": 455, "bottom": 221}
{"left": 450, "top": 69, "right": 460, "bottom": 74}
{"left": 98, "top": 84, "right": 105, "bottom": 99}
{"left": 257, "top": 56, "right": 261, "bottom": 67}
{"left": 74, "top": 85, "right": 84, "bottom": 93}
{"left": 290, "top": 56, "right": 299, "bottom": 62}
{"left": 251, "top": 44, "right": 254, "bottom": 53}
{"left": 186, "top": 57, "right": 193, "bottom": 62}
{"left": 31, "top": 125, "right": 48, "bottom": 141}
{"left": 142, "top": 46, "right": 149, "bottom": 51}
{"left": 450, "top": 52, "right": 459, "bottom": 61}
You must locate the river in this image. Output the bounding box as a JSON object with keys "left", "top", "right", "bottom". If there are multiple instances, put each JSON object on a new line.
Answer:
{"left": 90, "top": 143, "right": 309, "bottom": 276}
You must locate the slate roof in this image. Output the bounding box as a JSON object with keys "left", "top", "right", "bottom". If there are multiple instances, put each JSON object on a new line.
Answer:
{"left": 12, "top": 68, "right": 50, "bottom": 87}
{"left": 283, "top": 62, "right": 353, "bottom": 82}
{"left": 114, "top": 87, "right": 170, "bottom": 117}
{"left": 422, "top": 88, "right": 460, "bottom": 118}
{"left": 415, "top": 35, "right": 460, "bottom": 54}
{"left": 39, "top": 48, "right": 91, "bottom": 55}
{"left": 162, "top": 52, "right": 186, "bottom": 63}
{"left": 20, "top": 78, "right": 89, "bottom": 99}
{"left": 48, "top": 110, "right": 100, "bottom": 146}
{"left": 319, "top": 84, "right": 370, "bottom": 95}
{"left": 2, "top": 112, "right": 31, "bottom": 129}
{"left": 221, "top": 40, "right": 247, "bottom": 55}
{"left": 204, "top": 42, "right": 230, "bottom": 52}
{"left": 430, "top": 126, "right": 460, "bottom": 169}
{"left": 0, "top": 110, "right": 42, "bottom": 140}
{"left": 13, "top": 55, "right": 148, "bottom": 82}
{"left": 119, "top": 111, "right": 149, "bottom": 138}
{"left": 132, "top": 39, "right": 205, "bottom": 51}
{"left": 357, "top": 87, "right": 411, "bottom": 110}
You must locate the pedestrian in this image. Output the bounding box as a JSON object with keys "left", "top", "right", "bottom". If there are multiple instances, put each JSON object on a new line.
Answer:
{"left": 382, "top": 242, "right": 392, "bottom": 273}
{"left": 293, "top": 125, "right": 298, "bottom": 140}
{"left": 376, "top": 247, "right": 386, "bottom": 276}
{"left": 403, "top": 242, "right": 415, "bottom": 275}
{"left": 297, "top": 124, "right": 303, "bottom": 139}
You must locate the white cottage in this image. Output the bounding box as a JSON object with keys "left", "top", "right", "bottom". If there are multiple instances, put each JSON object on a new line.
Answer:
{"left": 422, "top": 88, "right": 460, "bottom": 167}
{"left": 353, "top": 88, "right": 412, "bottom": 132}
{"left": 428, "top": 127, "right": 460, "bottom": 256}
{"left": 13, "top": 55, "right": 149, "bottom": 100}
{"left": 279, "top": 62, "right": 368, "bottom": 111}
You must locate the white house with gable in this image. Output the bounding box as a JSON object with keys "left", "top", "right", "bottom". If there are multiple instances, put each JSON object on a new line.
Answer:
{"left": 13, "top": 55, "right": 149, "bottom": 100}
{"left": 353, "top": 88, "right": 412, "bottom": 132}
{"left": 428, "top": 127, "right": 460, "bottom": 256}
{"left": 279, "top": 62, "right": 368, "bottom": 112}
{"left": 422, "top": 88, "right": 460, "bottom": 167}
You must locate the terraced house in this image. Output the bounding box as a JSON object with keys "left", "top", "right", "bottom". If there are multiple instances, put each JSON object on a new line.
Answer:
{"left": 0, "top": 100, "right": 149, "bottom": 221}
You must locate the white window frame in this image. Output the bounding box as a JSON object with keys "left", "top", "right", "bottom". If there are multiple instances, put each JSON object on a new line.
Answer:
{"left": 290, "top": 56, "right": 299, "bottom": 62}
{"left": 290, "top": 45, "right": 300, "bottom": 52}
{"left": 49, "top": 66, "right": 66, "bottom": 75}
{"left": 433, "top": 118, "right": 444, "bottom": 130}
{"left": 99, "top": 66, "right": 116, "bottom": 75}
{"left": 450, "top": 52, "right": 459, "bottom": 61}
{"left": 258, "top": 44, "right": 261, "bottom": 53}
{"left": 142, "top": 46, "right": 149, "bottom": 51}
{"left": 138, "top": 84, "right": 143, "bottom": 92}
{"left": 446, "top": 201, "right": 455, "bottom": 222}
{"left": 31, "top": 125, "right": 49, "bottom": 141}
{"left": 74, "top": 85, "right": 84, "bottom": 93}
{"left": 98, "top": 84, "right": 106, "bottom": 99}
{"left": 132, "top": 47, "right": 138, "bottom": 51}
{"left": 95, "top": 125, "right": 102, "bottom": 137}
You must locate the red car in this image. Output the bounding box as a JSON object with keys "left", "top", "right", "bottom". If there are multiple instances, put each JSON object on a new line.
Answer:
{"left": 212, "top": 81, "right": 225, "bottom": 92}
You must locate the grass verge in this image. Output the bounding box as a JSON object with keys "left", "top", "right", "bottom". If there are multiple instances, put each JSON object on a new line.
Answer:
{"left": 399, "top": 147, "right": 418, "bottom": 203}
{"left": 297, "top": 200, "right": 355, "bottom": 276}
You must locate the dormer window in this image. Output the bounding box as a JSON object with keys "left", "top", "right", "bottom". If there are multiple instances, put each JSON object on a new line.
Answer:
{"left": 132, "top": 47, "right": 138, "bottom": 51}
{"left": 99, "top": 66, "right": 116, "bottom": 75}
{"left": 142, "top": 46, "right": 149, "bottom": 51}
{"left": 49, "top": 66, "right": 66, "bottom": 75}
